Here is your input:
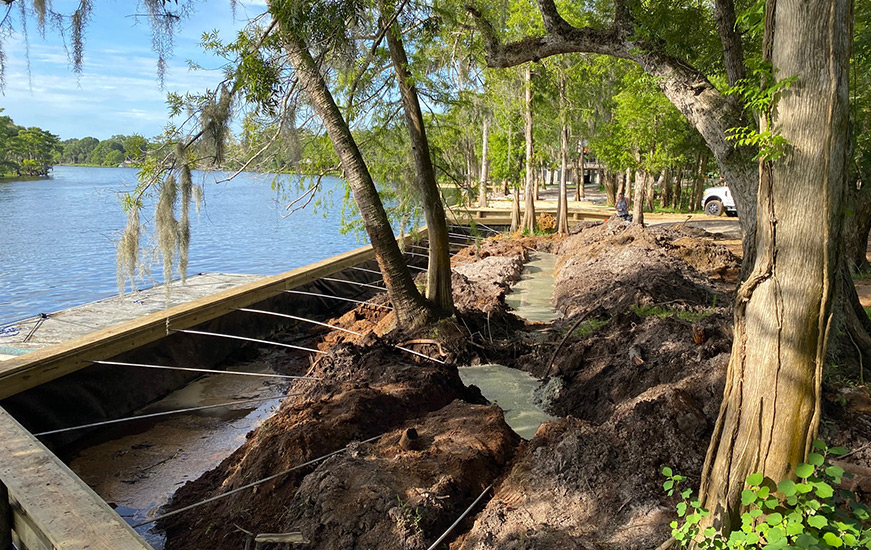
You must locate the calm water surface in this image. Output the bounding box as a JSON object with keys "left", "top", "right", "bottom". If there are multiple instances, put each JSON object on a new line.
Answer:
{"left": 0, "top": 166, "right": 363, "bottom": 325}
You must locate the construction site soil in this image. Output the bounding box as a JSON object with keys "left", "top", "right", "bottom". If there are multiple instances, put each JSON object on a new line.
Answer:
{"left": 159, "top": 219, "right": 871, "bottom": 550}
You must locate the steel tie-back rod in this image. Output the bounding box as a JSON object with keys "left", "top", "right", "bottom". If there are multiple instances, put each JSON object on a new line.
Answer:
{"left": 34, "top": 394, "right": 294, "bottom": 437}
{"left": 92, "top": 360, "right": 322, "bottom": 380}
{"left": 402, "top": 250, "right": 429, "bottom": 259}
{"left": 425, "top": 484, "right": 494, "bottom": 550}
{"left": 171, "top": 329, "right": 327, "bottom": 354}
{"left": 321, "top": 277, "right": 387, "bottom": 292}
{"left": 406, "top": 264, "right": 427, "bottom": 272}
{"left": 282, "top": 290, "right": 393, "bottom": 310}
{"left": 132, "top": 433, "right": 385, "bottom": 528}
{"left": 348, "top": 266, "right": 383, "bottom": 276}
{"left": 238, "top": 308, "right": 447, "bottom": 365}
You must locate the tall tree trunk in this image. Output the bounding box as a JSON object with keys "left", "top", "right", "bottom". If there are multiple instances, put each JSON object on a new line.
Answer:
{"left": 383, "top": 10, "right": 453, "bottom": 315}
{"left": 662, "top": 168, "right": 673, "bottom": 208}
{"left": 644, "top": 171, "right": 655, "bottom": 211}
{"left": 699, "top": 0, "right": 851, "bottom": 533}
{"left": 673, "top": 167, "right": 684, "bottom": 209}
{"left": 511, "top": 184, "right": 521, "bottom": 233}
{"left": 280, "top": 31, "right": 433, "bottom": 329}
{"left": 632, "top": 170, "right": 645, "bottom": 225}
{"left": 557, "top": 123, "right": 569, "bottom": 234}
{"left": 478, "top": 115, "right": 490, "bottom": 208}
{"left": 845, "top": 184, "right": 871, "bottom": 273}
{"left": 521, "top": 64, "right": 536, "bottom": 233}
{"left": 603, "top": 170, "right": 617, "bottom": 206}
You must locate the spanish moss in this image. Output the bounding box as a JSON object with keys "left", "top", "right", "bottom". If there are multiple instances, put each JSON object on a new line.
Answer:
{"left": 116, "top": 208, "right": 140, "bottom": 294}
{"left": 155, "top": 174, "right": 179, "bottom": 300}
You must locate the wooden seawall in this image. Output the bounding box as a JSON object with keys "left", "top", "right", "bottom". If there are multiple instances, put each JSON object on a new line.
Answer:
{"left": 0, "top": 234, "right": 423, "bottom": 549}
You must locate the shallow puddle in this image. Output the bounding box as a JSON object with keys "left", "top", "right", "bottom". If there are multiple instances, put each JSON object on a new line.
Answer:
{"left": 68, "top": 361, "right": 291, "bottom": 549}
{"left": 458, "top": 364, "right": 554, "bottom": 439}
{"left": 504, "top": 252, "right": 560, "bottom": 322}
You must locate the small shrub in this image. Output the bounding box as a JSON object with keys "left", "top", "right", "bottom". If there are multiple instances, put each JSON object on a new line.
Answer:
{"left": 537, "top": 213, "right": 557, "bottom": 232}
{"left": 664, "top": 441, "right": 871, "bottom": 548}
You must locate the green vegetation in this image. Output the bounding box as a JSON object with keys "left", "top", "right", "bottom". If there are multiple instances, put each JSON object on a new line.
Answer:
{"left": 665, "top": 442, "right": 871, "bottom": 548}
{"left": 0, "top": 110, "right": 61, "bottom": 177}
{"left": 58, "top": 134, "right": 150, "bottom": 167}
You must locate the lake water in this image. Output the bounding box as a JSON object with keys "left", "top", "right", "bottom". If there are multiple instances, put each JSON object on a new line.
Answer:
{"left": 0, "top": 166, "right": 364, "bottom": 326}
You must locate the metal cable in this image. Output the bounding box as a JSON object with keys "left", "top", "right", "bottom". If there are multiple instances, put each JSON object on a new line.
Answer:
{"left": 425, "top": 484, "right": 493, "bottom": 550}
{"left": 171, "top": 329, "right": 327, "bottom": 354}
{"left": 282, "top": 290, "right": 392, "bottom": 310}
{"left": 320, "top": 277, "right": 387, "bottom": 292}
{"left": 92, "top": 360, "right": 322, "bottom": 380}
{"left": 34, "top": 394, "right": 295, "bottom": 437}
{"left": 132, "top": 433, "right": 385, "bottom": 528}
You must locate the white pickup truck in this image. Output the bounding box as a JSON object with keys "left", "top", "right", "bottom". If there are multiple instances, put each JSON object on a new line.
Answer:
{"left": 702, "top": 186, "right": 738, "bottom": 217}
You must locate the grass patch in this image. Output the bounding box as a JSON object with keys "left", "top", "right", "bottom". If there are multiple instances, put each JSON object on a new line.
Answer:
{"left": 852, "top": 270, "right": 871, "bottom": 281}
{"left": 572, "top": 317, "right": 610, "bottom": 337}
{"left": 632, "top": 304, "right": 716, "bottom": 323}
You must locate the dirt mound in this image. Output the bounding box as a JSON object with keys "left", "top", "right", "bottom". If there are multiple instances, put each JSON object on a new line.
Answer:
{"left": 161, "top": 339, "right": 489, "bottom": 550}
{"left": 553, "top": 220, "right": 732, "bottom": 318}
{"left": 280, "top": 401, "right": 519, "bottom": 549}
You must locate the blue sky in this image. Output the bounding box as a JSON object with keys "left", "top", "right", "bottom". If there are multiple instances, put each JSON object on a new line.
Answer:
{"left": 2, "top": 0, "right": 268, "bottom": 140}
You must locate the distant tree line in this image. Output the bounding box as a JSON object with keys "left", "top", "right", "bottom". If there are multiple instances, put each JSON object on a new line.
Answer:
{"left": 58, "top": 134, "right": 149, "bottom": 167}
{"left": 0, "top": 110, "right": 61, "bottom": 177}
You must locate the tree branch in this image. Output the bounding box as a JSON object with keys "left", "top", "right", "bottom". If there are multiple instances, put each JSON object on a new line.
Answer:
{"left": 713, "top": 0, "right": 746, "bottom": 86}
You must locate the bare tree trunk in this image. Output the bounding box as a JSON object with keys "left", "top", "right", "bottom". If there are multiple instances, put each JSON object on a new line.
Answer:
{"left": 673, "top": 167, "right": 684, "bottom": 209}
{"left": 699, "top": 0, "right": 851, "bottom": 533}
{"left": 632, "top": 170, "right": 645, "bottom": 225}
{"left": 511, "top": 184, "right": 521, "bottom": 233}
{"left": 478, "top": 115, "right": 490, "bottom": 208}
{"left": 521, "top": 64, "right": 536, "bottom": 233}
{"left": 603, "top": 170, "right": 617, "bottom": 206}
{"left": 281, "top": 31, "right": 433, "bottom": 329}
{"left": 644, "top": 171, "right": 655, "bottom": 211}
{"left": 557, "top": 123, "right": 569, "bottom": 234}
{"left": 662, "top": 168, "right": 673, "bottom": 208}
{"left": 383, "top": 10, "right": 453, "bottom": 315}
{"left": 845, "top": 184, "right": 871, "bottom": 273}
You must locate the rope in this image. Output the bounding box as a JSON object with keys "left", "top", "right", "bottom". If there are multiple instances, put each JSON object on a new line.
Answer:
{"left": 132, "top": 433, "right": 385, "bottom": 528}
{"left": 34, "top": 394, "right": 294, "bottom": 437}
{"left": 282, "top": 290, "right": 393, "bottom": 310}
{"left": 92, "top": 360, "right": 322, "bottom": 380}
{"left": 171, "top": 329, "right": 327, "bottom": 355}
{"left": 425, "top": 484, "right": 493, "bottom": 550}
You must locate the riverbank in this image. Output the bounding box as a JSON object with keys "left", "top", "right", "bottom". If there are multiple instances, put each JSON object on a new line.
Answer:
{"left": 63, "top": 219, "right": 871, "bottom": 549}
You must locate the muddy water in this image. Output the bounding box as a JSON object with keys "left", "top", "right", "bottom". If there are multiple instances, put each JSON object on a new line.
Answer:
{"left": 459, "top": 253, "right": 560, "bottom": 439}
{"left": 458, "top": 364, "right": 554, "bottom": 439}
{"left": 68, "top": 361, "right": 297, "bottom": 549}
{"left": 504, "top": 252, "right": 560, "bottom": 322}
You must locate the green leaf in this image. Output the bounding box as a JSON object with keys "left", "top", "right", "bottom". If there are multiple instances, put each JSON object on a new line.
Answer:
{"left": 779, "top": 479, "right": 797, "bottom": 496}
{"left": 742, "top": 489, "right": 757, "bottom": 506}
{"left": 704, "top": 526, "right": 716, "bottom": 538}
{"left": 814, "top": 482, "right": 834, "bottom": 499}
{"left": 825, "top": 465, "right": 845, "bottom": 480}
{"left": 664, "top": 480, "right": 674, "bottom": 491}
{"left": 813, "top": 440, "right": 827, "bottom": 451}
{"left": 807, "top": 515, "right": 828, "bottom": 529}
{"left": 796, "top": 463, "right": 815, "bottom": 478}
{"left": 756, "top": 486, "right": 770, "bottom": 499}
{"left": 677, "top": 502, "right": 687, "bottom": 517}
{"left": 829, "top": 446, "right": 848, "bottom": 456}
{"left": 747, "top": 472, "right": 765, "bottom": 486}
{"left": 822, "top": 532, "right": 843, "bottom": 547}
{"left": 766, "top": 512, "right": 783, "bottom": 526}
{"left": 807, "top": 452, "right": 825, "bottom": 466}
{"left": 662, "top": 466, "right": 673, "bottom": 477}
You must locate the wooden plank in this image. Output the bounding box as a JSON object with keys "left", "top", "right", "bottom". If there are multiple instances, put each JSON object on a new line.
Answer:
{"left": 0, "top": 241, "right": 390, "bottom": 400}
{"left": 0, "top": 407, "right": 152, "bottom": 550}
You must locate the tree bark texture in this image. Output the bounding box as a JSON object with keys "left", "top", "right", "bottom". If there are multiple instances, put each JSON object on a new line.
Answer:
{"left": 280, "top": 32, "right": 433, "bottom": 329}
{"left": 522, "top": 64, "right": 536, "bottom": 233}
{"left": 604, "top": 170, "right": 617, "bottom": 206}
{"left": 698, "top": 0, "right": 851, "bottom": 532}
{"left": 511, "top": 184, "right": 521, "bottom": 233}
{"left": 383, "top": 12, "right": 454, "bottom": 314}
{"left": 558, "top": 123, "right": 569, "bottom": 234}
{"left": 479, "top": 115, "right": 490, "bottom": 208}
{"left": 578, "top": 144, "right": 586, "bottom": 199}
{"left": 632, "top": 170, "right": 645, "bottom": 225}
{"left": 845, "top": 184, "right": 871, "bottom": 273}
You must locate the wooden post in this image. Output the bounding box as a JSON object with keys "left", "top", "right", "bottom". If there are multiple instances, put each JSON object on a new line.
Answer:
{"left": 0, "top": 481, "right": 11, "bottom": 550}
